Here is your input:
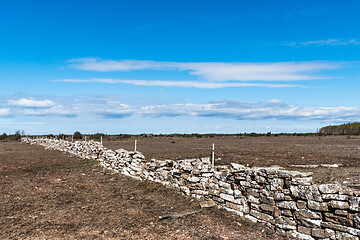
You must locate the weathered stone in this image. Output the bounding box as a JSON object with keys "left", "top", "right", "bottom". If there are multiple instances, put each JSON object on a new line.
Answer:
{"left": 294, "top": 209, "right": 322, "bottom": 219}
{"left": 226, "top": 201, "right": 241, "bottom": 211}
{"left": 308, "top": 200, "right": 329, "bottom": 211}
{"left": 322, "top": 222, "right": 360, "bottom": 236}
{"left": 269, "top": 178, "right": 284, "bottom": 191}
{"left": 260, "top": 204, "right": 275, "bottom": 213}
{"left": 354, "top": 214, "right": 360, "bottom": 229}
{"left": 281, "top": 209, "right": 293, "bottom": 217}
{"left": 323, "top": 194, "right": 349, "bottom": 201}
{"left": 277, "top": 170, "right": 313, "bottom": 178}
{"left": 219, "top": 181, "right": 231, "bottom": 189}
{"left": 260, "top": 196, "right": 275, "bottom": 206}
{"left": 274, "top": 192, "right": 285, "bottom": 200}
{"left": 275, "top": 216, "right": 297, "bottom": 230}
{"left": 248, "top": 195, "right": 260, "bottom": 204}
{"left": 255, "top": 175, "right": 267, "bottom": 184}
{"left": 239, "top": 181, "right": 251, "bottom": 187}
{"left": 230, "top": 162, "right": 246, "bottom": 170}
{"left": 283, "top": 189, "right": 290, "bottom": 195}
{"left": 335, "top": 231, "right": 358, "bottom": 240}
{"left": 290, "top": 185, "right": 322, "bottom": 202}
{"left": 311, "top": 228, "right": 325, "bottom": 238}
{"left": 329, "top": 200, "right": 350, "bottom": 210}
{"left": 319, "top": 184, "right": 341, "bottom": 194}
{"left": 188, "top": 176, "right": 200, "bottom": 183}
{"left": 297, "top": 200, "right": 307, "bottom": 209}
{"left": 244, "top": 214, "right": 258, "bottom": 223}
{"left": 298, "top": 226, "right": 312, "bottom": 235}
{"left": 234, "top": 189, "right": 242, "bottom": 198}
{"left": 289, "top": 231, "right": 314, "bottom": 240}
{"left": 292, "top": 177, "right": 313, "bottom": 186}
{"left": 248, "top": 188, "right": 260, "bottom": 197}
{"left": 273, "top": 206, "right": 281, "bottom": 217}
{"left": 250, "top": 202, "right": 260, "bottom": 211}
{"left": 250, "top": 210, "right": 275, "bottom": 224}
{"left": 349, "top": 197, "right": 360, "bottom": 211}
{"left": 276, "top": 201, "right": 298, "bottom": 210}
{"left": 222, "top": 206, "right": 244, "bottom": 217}
{"left": 324, "top": 213, "right": 354, "bottom": 227}
{"left": 200, "top": 200, "right": 215, "bottom": 208}
{"left": 220, "top": 187, "right": 233, "bottom": 195}
{"left": 335, "top": 209, "right": 349, "bottom": 216}
{"left": 220, "top": 193, "right": 234, "bottom": 202}
{"left": 193, "top": 190, "right": 209, "bottom": 195}
{"left": 284, "top": 195, "right": 293, "bottom": 201}
{"left": 298, "top": 218, "right": 322, "bottom": 228}
{"left": 340, "top": 189, "right": 355, "bottom": 196}
{"left": 324, "top": 228, "right": 336, "bottom": 240}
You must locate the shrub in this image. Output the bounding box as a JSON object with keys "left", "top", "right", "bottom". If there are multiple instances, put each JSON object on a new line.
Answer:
{"left": 0, "top": 133, "right": 7, "bottom": 140}
{"left": 73, "top": 131, "right": 83, "bottom": 140}
{"left": 58, "top": 134, "right": 66, "bottom": 140}
{"left": 91, "top": 133, "right": 104, "bottom": 140}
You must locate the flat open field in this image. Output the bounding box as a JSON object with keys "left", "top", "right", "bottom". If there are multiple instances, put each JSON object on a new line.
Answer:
{"left": 0, "top": 141, "right": 288, "bottom": 240}
{"left": 103, "top": 135, "right": 360, "bottom": 188}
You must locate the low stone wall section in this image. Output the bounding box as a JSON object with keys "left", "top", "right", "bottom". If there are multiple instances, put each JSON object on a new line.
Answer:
{"left": 22, "top": 137, "right": 360, "bottom": 240}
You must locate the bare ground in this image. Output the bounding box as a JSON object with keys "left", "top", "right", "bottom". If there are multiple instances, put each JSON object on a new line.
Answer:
{"left": 0, "top": 141, "right": 289, "bottom": 240}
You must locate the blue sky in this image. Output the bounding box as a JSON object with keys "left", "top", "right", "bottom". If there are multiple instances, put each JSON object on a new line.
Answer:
{"left": 1, "top": 0, "right": 360, "bottom": 134}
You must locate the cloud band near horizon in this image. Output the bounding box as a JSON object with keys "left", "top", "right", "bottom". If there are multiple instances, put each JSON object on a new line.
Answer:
{"left": 1, "top": 97, "right": 360, "bottom": 123}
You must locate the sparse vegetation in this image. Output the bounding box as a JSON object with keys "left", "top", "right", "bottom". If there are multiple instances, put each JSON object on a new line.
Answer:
{"left": 0, "top": 130, "right": 24, "bottom": 141}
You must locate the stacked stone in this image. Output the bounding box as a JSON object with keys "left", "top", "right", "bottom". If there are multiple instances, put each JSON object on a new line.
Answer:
{"left": 22, "top": 137, "right": 360, "bottom": 240}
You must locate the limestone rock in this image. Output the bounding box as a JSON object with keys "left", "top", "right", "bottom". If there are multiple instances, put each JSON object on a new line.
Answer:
{"left": 200, "top": 200, "right": 215, "bottom": 208}
{"left": 329, "top": 200, "right": 350, "bottom": 210}
{"left": 319, "top": 184, "right": 341, "bottom": 194}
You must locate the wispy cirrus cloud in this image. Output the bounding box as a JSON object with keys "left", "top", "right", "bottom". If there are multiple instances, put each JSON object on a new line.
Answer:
{"left": 286, "top": 39, "right": 360, "bottom": 47}
{"left": 55, "top": 78, "right": 302, "bottom": 88}
{"left": 8, "top": 98, "right": 56, "bottom": 108}
{"left": 68, "top": 58, "right": 339, "bottom": 82}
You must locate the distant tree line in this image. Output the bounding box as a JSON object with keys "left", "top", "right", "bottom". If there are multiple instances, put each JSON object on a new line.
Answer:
{"left": 319, "top": 122, "right": 360, "bottom": 135}
{"left": 4, "top": 122, "right": 360, "bottom": 141}
{"left": 1, "top": 130, "right": 325, "bottom": 142}
{"left": 0, "top": 130, "right": 25, "bottom": 141}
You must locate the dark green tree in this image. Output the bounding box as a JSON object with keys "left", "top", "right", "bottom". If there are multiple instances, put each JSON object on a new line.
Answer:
{"left": 73, "top": 131, "right": 83, "bottom": 140}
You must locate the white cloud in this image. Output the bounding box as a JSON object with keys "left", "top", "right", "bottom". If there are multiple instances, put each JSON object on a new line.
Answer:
{"left": 55, "top": 78, "right": 302, "bottom": 88}
{"left": 0, "top": 108, "right": 10, "bottom": 116}
{"left": 286, "top": 39, "right": 360, "bottom": 47}
{"left": 21, "top": 105, "right": 76, "bottom": 117}
{"left": 267, "top": 99, "right": 284, "bottom": 104}
{"left": 68, "top": 58, "right": 339, "bottom": 82}
{"left": 8, "top": 98, "right": 56, "bottom": 108}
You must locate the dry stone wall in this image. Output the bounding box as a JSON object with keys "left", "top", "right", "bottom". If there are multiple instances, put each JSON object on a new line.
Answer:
{"left": 22, "top": 137, "right": 360, "bottom": 240}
